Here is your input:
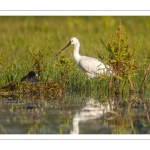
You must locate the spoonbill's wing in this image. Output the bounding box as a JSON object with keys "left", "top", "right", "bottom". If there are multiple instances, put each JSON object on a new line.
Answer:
{"left": 78, "top": 56, "right": 106, "bottom": 74}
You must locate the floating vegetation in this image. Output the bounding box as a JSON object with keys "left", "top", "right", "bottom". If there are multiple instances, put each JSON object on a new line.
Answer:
{"left": 0, "top": 81, "right": 63, "bottom": 100}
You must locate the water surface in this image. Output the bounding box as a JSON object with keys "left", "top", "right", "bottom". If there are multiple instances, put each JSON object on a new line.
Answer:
{"left": 0, "top": 93, "right": 150, "bottom": 134}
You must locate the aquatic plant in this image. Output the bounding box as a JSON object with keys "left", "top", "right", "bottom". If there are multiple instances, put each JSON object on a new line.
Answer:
{"left": 100, "top": 21, "right": 137, "bottom": 98}
{"left": 0, "top": 81, "right": 63, "bottom": 100}
{"left": 0, "top": 17, "right": 150, "bottom": 96}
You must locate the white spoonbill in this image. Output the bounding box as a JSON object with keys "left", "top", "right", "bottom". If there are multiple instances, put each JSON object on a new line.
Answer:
{"left": 56, "top": 37, "right": 111, "bottom": 79}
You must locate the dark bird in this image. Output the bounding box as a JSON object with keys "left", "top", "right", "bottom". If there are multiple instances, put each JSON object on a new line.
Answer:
{"left": 20, "top": 71, "right": 38, "bottom": 83}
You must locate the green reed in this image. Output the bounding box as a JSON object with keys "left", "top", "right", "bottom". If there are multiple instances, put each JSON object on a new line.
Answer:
{"left": 0, "top": 16, "right": 150, "bottom": 95}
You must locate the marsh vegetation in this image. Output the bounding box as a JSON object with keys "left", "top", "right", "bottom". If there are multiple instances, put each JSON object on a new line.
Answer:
{"left": 0, "top": 16, "right": 150, "bottom": 134}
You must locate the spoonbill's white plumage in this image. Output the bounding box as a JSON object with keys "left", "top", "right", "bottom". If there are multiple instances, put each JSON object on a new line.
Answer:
{"left": 56, "top": 37, "right": 111, "bottom": 79}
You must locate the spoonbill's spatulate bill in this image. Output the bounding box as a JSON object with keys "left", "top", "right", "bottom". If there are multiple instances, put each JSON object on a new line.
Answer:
{"left": 56, "top": 37, "right": 111, "bottom": 79}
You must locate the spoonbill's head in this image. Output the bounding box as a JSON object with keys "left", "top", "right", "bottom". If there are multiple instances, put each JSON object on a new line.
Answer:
{"left": 56, "top": 37, "right": 78, "bottom": 56}
{"left": 70, "top": 37, "right": 78, "bottom": 45}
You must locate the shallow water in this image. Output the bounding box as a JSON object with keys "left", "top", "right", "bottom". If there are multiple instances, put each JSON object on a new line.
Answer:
{"left": 0, "top": 93, "right": 150, "bottom": 134}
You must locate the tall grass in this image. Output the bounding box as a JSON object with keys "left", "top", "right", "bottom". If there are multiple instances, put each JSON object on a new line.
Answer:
{"left": 0, "top": 16, "right": 150, "bottom": 94}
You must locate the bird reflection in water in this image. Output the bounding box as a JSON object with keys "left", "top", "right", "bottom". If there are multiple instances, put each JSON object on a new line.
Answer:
{"left": 70, "top": 98, "right": 113, "bottom": 134}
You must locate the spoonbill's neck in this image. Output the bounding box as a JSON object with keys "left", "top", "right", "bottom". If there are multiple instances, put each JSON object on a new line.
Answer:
{"left": 73, "top": 40, "right": 81, "bottom": 63}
